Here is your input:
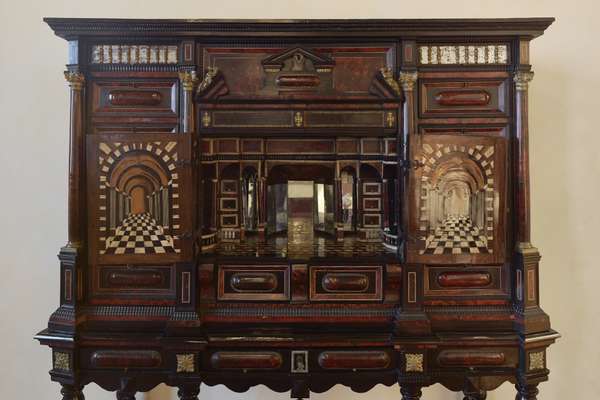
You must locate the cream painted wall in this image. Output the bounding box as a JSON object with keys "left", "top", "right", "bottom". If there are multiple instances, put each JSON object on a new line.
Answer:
{"left": 0, "top": 0, "right": 598, "bottom": 399}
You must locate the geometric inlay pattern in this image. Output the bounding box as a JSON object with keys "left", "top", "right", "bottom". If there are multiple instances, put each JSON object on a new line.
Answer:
{"left": 419, "top": 44, "right": 508, "bottom": 65}
{"left": 420, "top": 216, "right": 490, "bottom": 255}
{"left": 53, "top": 351, "right": 71, "bottom": 372}
{"left": 529, "top": 351, "right": 545, "bottom": 371}
{"left": 405, "top": 353, "right": 424, "bottom": 372}
{"left": 176, "top": 353, "right": 195, "bottom": 373}
{"left": 104, "top": 212, "right": 176, "bottom": 254}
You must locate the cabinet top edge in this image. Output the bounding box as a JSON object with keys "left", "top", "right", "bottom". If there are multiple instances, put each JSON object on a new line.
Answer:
{"left": 43, "top": 17, "right": 555, "bottom": 40}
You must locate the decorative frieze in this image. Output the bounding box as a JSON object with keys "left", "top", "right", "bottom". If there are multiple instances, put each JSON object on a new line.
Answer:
{"left": 419, "top": 44, "right": 508, "bottom": 65}
{"left": 91, "top": 45, "right": 178, "bottom": 64}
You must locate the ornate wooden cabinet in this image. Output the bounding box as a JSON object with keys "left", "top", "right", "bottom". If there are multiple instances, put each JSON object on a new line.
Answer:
{"left": 37, "top": 18, "right": 559, "bottom": 400}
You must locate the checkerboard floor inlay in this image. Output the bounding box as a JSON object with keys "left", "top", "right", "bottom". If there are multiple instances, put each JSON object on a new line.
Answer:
{"left": 420, "top": 216, "right": 490, "bottom": 255}
{"left": 216, "top": 233, "right": 392, "bottom": 259}
{"left": 103, "top": 212, "right": 178, "bottom": 255}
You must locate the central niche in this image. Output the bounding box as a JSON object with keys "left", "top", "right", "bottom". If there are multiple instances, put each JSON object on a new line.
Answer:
{"left": 267, "top": 165, "right": 335, "bottom": 243}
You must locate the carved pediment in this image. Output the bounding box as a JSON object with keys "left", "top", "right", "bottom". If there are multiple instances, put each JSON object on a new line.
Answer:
{"left": 260, "top": 47, "right": 335, "bottom": 93}
{"left": 262, "top": 47, "right": 335, "bottom": 73}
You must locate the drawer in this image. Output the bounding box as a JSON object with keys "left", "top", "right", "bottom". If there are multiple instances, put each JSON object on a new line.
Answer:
{"left": 424, "top": 265, "right": 507, "bottom": 298}
{"left": 92, "top": 265, "right": 175, "bottom": 303}
{"left": 88, "top": 349, "right": 163, "bottom": 369}
{"left": 217, "top": 265, "right": 290, "bottom": 301}
{"left": 91, "top": 80, "right": 178, "bottom": 115}
{"left": 318, "top": 350, "right": 391, "bottom": 370}
{"left": 309, "top": 266, "right": 383, "bottom": 301}
{"left": 435, "top": 347, "right": 517, "bottom": 369}
{"left": 210, "top": 351, "right": 283, "bottom": 370}
{"left": 419, "top": 78, "right": 507, "bottom": 117}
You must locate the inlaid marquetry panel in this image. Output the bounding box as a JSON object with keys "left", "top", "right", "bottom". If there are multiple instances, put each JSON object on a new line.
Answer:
{"left": 408, "top": 135, "right": 506, "bottom": 264}
{"left": 87, "top": 133, "right": 192, "bottom": 264}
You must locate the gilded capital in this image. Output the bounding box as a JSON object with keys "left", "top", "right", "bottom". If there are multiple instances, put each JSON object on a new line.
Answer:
{"left": 64, "top": 71, "right": 85, "bottom": 91}
{"left": 379, "top": 67, "right": 401, "bottom": 96}
{"left": 514, "top": 71, "right": 534, "bottom": 91}
{"left": 178, "top": 70, "right": 199, "bottom": 91}
{"left": 399, "top": 71, "right": 418, "bottom": 91}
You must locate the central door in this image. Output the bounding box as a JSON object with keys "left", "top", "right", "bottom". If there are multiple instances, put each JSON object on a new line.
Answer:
{"left": 287, "top": 181, "right": 314, "bottom": 245}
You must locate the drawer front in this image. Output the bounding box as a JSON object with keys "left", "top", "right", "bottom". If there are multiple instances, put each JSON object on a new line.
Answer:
{"left": 318, "top": 350, "right": 391, "bottom": 370}
{"left": 420, "top": 79, "right": 507, "bottom": 117}
{"left": 92, "top": 265, "right": 175, "bottom": 301}
{"left": 89, "top": 349, "right": 163, "bottom": 369}
{"left": 424, "top": 265, "right": 507, "bottom": 298}
{"left": 210, "top": 351, "right": 283, "bottom": 370}
{"left": 217, "top": 265, "right": 290, "bottom": 301}
{"left": 435, "top": 347, "right": 517, "bottom": 369}
{"left": 310, "top": 266, "right": 383, "bottom": 301}
{"left": 91, "top": 80, "right": 178, "bottom": 115}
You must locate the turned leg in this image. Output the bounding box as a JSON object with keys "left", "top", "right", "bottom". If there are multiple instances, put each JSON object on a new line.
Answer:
{"left": 463, "top": 388, "right": 487, "bottom": 400}
{"left": 400, "top": 384, "right": 422, "bottom": 400}
{"left": 515, "top": 383, "right": 539, "bottom": 400}
{"left": 177, "top": 385, "right": 200, "bottom": 400}
{"left": 60, "top": 384, "right": 85, "bottom": 400}
{"left": 116, "top": 390, "right": 136, "bottom": 400}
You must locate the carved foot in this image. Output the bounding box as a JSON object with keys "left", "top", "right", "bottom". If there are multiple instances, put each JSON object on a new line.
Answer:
{"left": 60, "top": 385, "right": 85, "bottom": 400}
{"left": 400, "top": 384, "right": 422, "bottom": 400}
{"left": 177, "top": 385, "right": 200, "bottom": 400}
{"left": 116, "top": 391, "right": 136, "bottom": 400}
{"left": 516, "top": 383, "right": 539, "bottom": 400}
{"left": 463, "top": 388, "right": 487, "bottom": 400}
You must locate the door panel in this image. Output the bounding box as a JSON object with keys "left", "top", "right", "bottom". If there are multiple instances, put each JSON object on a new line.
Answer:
{"left": 87, "top": 133, "right": 193, "bottom": 265}
{"left": 407, "top": 134, "right": 506, "bottom": 264}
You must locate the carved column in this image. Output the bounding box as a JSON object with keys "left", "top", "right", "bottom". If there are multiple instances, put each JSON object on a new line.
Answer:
{"left": 211, "top": 179, "right": 218, "bottom": 231}
{"left": 513, "top": 70, "right": 550, "bottom": 335}
{"left": 49, "top": 70, "right": 87, "bottom": 333}
{"left": 116, "top": 391, "right": 136, "bottom": 400}
{"left": 514, "top": 70, "right": 535, "bottom": 247}
{"left": 400, "top": 384, "right": 422, "bottom": 400}
{"left": 258, "top": 175, "right": 267, "bottom": 240}
{"left": 394, "top": 71, "right": 430, "bottom": 335}
{"left": 463, "top": 388, "right": 487, "bottom": 400}
{"left": 64, "top": 70, "right": 85, "bottom": 248}
{"left": 515, "top": 382, "right": 539, "bottom": 400}
{"left": 60, "top": 384, "right": 85, "bottom": 400}
{"left": 382, "top": 178, "right": 389, "bottom": 229}
{"left": 398, "top": 71, "right": 418, "bottom": 252}
{"left": 334, "top": 177, "right": 343, "bottom": 241}
{"left": 179, "top": 70, "right": 198, "bottom": 133}
{"left": 177, "top": 385, "right": 200, "bottom": 400}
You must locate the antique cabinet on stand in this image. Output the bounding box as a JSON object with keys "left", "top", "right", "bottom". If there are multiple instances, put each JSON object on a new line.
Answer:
{"left": 36, "top": 17, "right": 559, "bottom": 400}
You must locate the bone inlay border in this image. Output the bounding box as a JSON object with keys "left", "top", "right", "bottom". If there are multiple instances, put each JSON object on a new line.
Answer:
{"left": 419, "top": 45, "right": 508, "bottom": 65}
{"left": 91, "top": 45, "right": 178, "bottom": 64}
